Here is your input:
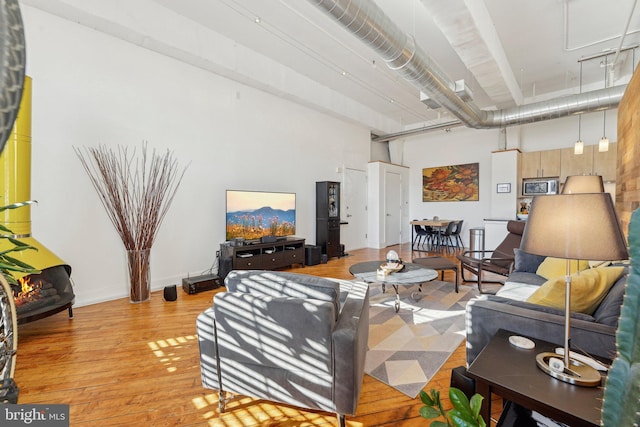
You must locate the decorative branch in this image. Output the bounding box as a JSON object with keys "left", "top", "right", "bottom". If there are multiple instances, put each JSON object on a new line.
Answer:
{"left": 74, "top": 143, "right": 188, "bottom": 251}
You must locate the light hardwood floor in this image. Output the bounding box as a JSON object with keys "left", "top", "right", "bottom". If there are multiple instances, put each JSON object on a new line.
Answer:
{"left": 14, "top": 243, "right": 497, "bottom": 426}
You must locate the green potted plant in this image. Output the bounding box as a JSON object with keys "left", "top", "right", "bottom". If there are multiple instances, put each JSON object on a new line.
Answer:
{"left": 419, "top": 388, "right": 485, "bottom": 427}
{"left": 0, "top": 201, "right": 39, "bottom": 285}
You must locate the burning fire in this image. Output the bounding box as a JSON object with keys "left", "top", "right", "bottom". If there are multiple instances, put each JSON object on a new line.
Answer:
{"left": 20, "top": 276, "right": 34, "bottom": 294}
{"left": 14, "top": 276, "right": 41, "bottom": 306}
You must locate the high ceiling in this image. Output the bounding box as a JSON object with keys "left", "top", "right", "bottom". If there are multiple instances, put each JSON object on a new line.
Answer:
{"left": 22, "top": 0, "right": 640, "bottom": 136}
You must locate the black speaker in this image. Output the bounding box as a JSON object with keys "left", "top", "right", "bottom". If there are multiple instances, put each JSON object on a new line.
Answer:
{"left": 163, "top": 285, "right": 177, "bottom": 301}
{"left": 219, "top": 257, "right": 233, "bottom": 281}
{"left": 305, "top": 244, "right": 321, "bottom": 266}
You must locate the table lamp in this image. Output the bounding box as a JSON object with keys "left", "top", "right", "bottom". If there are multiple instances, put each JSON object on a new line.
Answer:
{"left": 519, "top": 193, "right": 628, "bottom": 386}
{"left": 561, "top": 175, "right": 604, "bottom": 194}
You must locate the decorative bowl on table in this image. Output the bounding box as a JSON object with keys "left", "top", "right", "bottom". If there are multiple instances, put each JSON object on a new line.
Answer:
{"left": 379, "top": 261, "right": 404, "bottom": 273}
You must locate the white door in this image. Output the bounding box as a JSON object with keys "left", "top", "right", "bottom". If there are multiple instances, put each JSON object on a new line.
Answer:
{"left": 384, "top": 171, "right": 402, "bottom": 246}
{"left": 341, "top": 168, "right": 367, "bottom": 251}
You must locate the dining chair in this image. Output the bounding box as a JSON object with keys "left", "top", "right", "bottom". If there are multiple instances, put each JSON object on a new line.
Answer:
{"left": 413, "top": 222, "right": 429, "bottom": 248}
{"left": 440, "top": 221, "right": 458, "bottom": 252}
{"left": 452, "top": 220, "right": 464, "bottom": 249}
{"left": 423, "top": 218, "right": 442, "bottom": 250}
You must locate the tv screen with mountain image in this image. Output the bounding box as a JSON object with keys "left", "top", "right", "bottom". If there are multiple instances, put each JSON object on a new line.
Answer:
{"left": 226, "top": 190, "right": 296, "bottom": 241}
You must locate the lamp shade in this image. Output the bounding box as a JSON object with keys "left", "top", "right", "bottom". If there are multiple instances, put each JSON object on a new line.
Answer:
{"left": 574, "top": 140, "right": 584, "bottom": 155}
{"left": 599, "top": 136, "right": 610, "bottom": 152}
{"left": 520, "top": 194, "right": 628, "bottom": 261}
{"left": 561, "top": 175, "right": 604, "bottom": 194}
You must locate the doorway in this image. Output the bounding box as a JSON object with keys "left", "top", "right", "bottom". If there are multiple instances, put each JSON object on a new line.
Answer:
{"left": 384, "top": 171, "right": 402, "bottom": 246}
{"left": 342, "top": 168, "right": 367, "bottom": 251}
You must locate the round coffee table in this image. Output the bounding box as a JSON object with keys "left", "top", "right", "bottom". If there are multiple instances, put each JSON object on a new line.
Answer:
{"left": 349, "top": 261, "right": 438, "bottom": 312}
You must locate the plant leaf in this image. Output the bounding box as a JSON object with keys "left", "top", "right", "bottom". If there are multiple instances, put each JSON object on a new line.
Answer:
{"left": 449, "top": 411, "right": 478, "bottom": 427}
{"left": 419, "top": 406, "right": 441, "bottom": 420}
{"left": 469, "top": 393, "right": 484, "bottom": 419}
{"left": 449, "top": 388, "right": 473, "bottom": 418}
{"left": 1, "top": 254, "right": 39, "bottom": 271}
{"left": 7, "top": 237, "right": 37, "bottom": 248}
{"left": 420, "top": 390, "right": 435, "bottom": 406}
{"left": 430, "top": 421, "right": 449, "bottom": 427}
{"left": 0, "top": 200, "right": 36, "bottom": 212}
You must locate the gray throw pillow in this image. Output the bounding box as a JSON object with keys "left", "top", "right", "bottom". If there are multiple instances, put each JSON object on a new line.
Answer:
{"left": 514, "top": 248, "right": 546, "bottom": 273}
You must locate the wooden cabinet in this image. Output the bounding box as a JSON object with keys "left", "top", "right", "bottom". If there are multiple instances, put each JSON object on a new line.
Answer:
{"left": 593, "top": 142, "right": 617, "bottom": 182}
{"left": 560, "top": 142, "right": 617, "bottom": 184}
{"left": 521, "top": 144, "right": 617, "bottom": 187}
{"left": 221, "top": 238, "right": 305, "bottom": 270}
{"left": 520, "top": 149, "right": 561, "bottom": 178}
{"left": 560, "top": 146, "right": 593, "bottom": 184}
{"left": 316, "top": 181, "right": 341, "bottom": 259}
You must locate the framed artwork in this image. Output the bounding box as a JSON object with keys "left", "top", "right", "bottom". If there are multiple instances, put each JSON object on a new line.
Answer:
{"left": 422, "top": 162, "right": 479, "bottom": 202}
{"left": 496, "top": 183, "right": 511, "bottom": 193}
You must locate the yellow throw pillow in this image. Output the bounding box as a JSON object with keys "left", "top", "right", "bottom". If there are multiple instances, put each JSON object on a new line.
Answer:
{"left": 527, "top": 267, "right": 624, "bottom": 314}
{"left": 536, "top": 257, "right": 589, "bottom": 280}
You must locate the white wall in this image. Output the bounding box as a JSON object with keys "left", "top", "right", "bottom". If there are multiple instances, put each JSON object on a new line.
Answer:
{"left": 21, "top": 6, "right": 370, "bottom": 306}
{"left": 402, "top": 110, "right": 618, "bottom": 247}
{"left": 403, "top": 126, "right": 498, "bottom": 247}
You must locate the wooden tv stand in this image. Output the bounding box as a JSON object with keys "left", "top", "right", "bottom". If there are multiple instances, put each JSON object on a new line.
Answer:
{"left": 221, "top": 237, "right": 305, "bottom": 271}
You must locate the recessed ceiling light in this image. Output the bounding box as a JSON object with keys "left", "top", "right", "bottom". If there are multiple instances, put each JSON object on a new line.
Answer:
{"left": 254, "top": 16, "right": 261, "bottom": 24}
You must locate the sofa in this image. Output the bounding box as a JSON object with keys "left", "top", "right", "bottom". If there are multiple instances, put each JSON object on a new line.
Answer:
{"left": 465, "top": 249, "right": 628, "bottom": 364}
{"left": 197, "top": 270, "right": 369, "bottom": 427}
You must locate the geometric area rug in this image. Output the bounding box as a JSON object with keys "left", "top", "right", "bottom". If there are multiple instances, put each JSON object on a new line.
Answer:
{"left": 365, "top": 280, "right": 479, "bottom": 398}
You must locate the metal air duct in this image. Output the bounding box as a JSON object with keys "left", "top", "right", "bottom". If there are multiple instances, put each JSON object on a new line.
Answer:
{"left": 308, "top": 0, "right": 626, "bottom": 129}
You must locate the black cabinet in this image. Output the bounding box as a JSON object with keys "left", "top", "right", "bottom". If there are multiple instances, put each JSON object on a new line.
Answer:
{"left": 316, "top": 181, "right": 341, "bottom": 259}
{"left": 220, "top": 238, "right": 305, "bottom": 271}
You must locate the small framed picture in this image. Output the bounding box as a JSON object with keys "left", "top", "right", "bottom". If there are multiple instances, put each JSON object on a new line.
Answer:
{"left": 496, "top": 183, "right": 511, "bottom": 193}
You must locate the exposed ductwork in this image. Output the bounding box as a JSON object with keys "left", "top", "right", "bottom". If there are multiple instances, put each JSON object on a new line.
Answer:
{"left": 308, "top": 0, "right": 626, "bottom": 131}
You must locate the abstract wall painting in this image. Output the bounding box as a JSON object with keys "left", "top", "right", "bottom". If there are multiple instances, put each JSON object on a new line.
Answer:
{"left": 422, "top": 163, "right": 479, "bottom": 202}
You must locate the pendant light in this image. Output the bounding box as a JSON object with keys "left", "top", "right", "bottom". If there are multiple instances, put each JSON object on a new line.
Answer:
{"left": 599, "top": 55, "right": 609, "bottom": 152}
{"left": 574, "top": 62, "right": 584, "bottom": 155}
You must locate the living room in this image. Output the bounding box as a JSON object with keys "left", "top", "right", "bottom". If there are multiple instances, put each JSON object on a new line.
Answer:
{"left": 3, "top": 1, "right": 640, "bottom": 426}
{"left": 16, "top": 1, "right": 634, "bottom": 308}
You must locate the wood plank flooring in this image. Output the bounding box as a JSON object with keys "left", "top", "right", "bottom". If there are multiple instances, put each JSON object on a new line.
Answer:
{"left": 13, "top": 243, "right": 499, "bottom": 426}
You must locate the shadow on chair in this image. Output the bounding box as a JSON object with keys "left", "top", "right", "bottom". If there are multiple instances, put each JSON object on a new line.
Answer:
{"left": 197, "top": 270, "right": 370, "bottom": 427}
{"left": 456, "top": 220, "right": 525, "bottom": 293}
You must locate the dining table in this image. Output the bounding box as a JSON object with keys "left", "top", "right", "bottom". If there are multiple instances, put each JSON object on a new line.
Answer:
{"left": 410, "top": 219, "right": 457, "bottom": 250}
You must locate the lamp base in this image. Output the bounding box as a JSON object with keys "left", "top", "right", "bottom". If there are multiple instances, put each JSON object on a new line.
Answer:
{"left": 536, "top": 352, "right": 601, "bottom": 387}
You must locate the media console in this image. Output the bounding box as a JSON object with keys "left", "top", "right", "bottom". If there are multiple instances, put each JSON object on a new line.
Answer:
{"left": 221, "top": 237, "right": 305, "bottom": 271}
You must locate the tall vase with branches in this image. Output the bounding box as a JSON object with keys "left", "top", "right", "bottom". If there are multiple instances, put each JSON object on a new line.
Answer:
{"left": 75, "top": 143, "right": 187, "bottom": 303}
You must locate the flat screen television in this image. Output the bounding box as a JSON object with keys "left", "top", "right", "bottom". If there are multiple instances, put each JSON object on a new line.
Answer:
{"left": 226, "top": 190, "right": 296, "bottom": 241}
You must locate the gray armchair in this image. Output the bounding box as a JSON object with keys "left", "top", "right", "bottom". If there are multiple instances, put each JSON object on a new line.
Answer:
{"left": 197, "top": 270, "right": 369, "bottom": 426}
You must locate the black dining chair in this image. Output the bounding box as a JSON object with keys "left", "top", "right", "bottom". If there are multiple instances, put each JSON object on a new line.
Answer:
{"left": 412, "top": 222, "right": 429, "bottom": 248}
{"left": 451, "top": 220, "right": 464, "bottom": 249}
{"left": 440, "top": 221, "right": 458, "bottom": 252}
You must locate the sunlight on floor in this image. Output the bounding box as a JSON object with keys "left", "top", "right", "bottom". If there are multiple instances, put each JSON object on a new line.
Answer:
{"left": 191, "top": 391, "right": 358, "bottom": 426}
{"left": 147, "top": 334, "right": 197, "bottom": 372}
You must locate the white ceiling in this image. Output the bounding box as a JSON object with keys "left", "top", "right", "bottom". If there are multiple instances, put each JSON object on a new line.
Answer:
{"left": 22, "top": 0, "right": 640, "bottom": 136}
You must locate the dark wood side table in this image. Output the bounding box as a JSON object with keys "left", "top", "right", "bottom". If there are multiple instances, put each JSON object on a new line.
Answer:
{"left": 466, "top": 329, "right": 605, "bottom": 427}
